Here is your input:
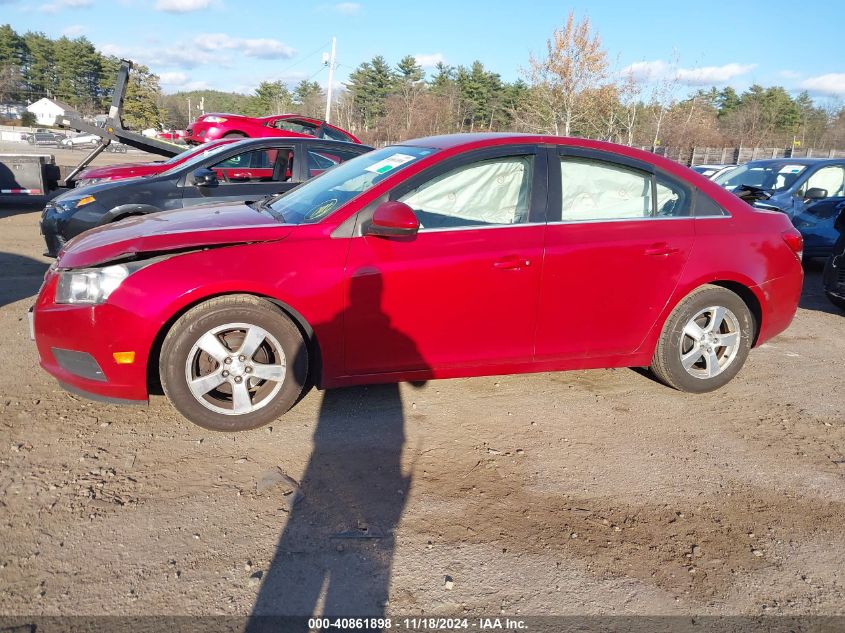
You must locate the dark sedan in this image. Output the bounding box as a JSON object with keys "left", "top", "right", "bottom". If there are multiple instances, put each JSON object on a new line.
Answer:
{"left": 40, "top": 137, "right": 372, "bottom": 256}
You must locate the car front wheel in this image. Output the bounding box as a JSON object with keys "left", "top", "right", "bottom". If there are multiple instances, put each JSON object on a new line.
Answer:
{"left": 160, "top": 295, "right": 308, "bottom": 431}
{"left": 650, "top": 285, "right": 754, "bottom": 393}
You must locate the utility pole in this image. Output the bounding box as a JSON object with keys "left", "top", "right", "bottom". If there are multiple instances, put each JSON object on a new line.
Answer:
{"left": 324, "top": 36, "right": 336, "bottom": 123}
{"left": 199, "top": 96, "right": 204, "bottom": 117}
{"left": 187, "top": 97, "right": 192, "bottom": 125}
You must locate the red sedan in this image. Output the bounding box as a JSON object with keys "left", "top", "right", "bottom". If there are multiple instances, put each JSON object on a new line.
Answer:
{"left": 32, "top": 133, "right": 804, "bottom": 431}
{"left": 74, "top": 139, "right": 236, "bottom": 187}
{"left": 185, "top": 113, "right": 360, "bottom": 145}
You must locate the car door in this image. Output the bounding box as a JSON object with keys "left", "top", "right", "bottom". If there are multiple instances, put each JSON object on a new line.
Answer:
{"left": 534, "top": 148, "right": 695, "bottom": 361}
{"left": 180, "top": 145, "right": 299, "bottom": 207}
{"left": 343, "top": 146, "right": 548, "bottom": 375}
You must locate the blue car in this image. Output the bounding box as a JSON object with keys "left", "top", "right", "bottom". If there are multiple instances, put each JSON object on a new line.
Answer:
{"left": 715, "top": 158, "right": 845, "bottom": 258}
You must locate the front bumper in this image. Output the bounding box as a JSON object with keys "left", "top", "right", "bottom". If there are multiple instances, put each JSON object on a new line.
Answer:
{"left": 33, "top": 274, "right": 153, "bottom": 402}
{"left": 40, "top": 205, "right": 69, "bottom": 257}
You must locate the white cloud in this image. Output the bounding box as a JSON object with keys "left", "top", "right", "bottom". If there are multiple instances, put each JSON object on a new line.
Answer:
{"left": 621, "top": 60, "right": 755, "bottom": 86}
{"left": 61, "top": 24, "right": 86, "bottom": 36}
{"left": 799, "top": 73, "right": 845, "bottom": 96}
{"left": 676, "top": 63, "right": 756, "bottom": 86}
{"left": 621, "top": 60, "right": 669, "bottom": 82}
{"left": 334, "top": 2, "right": 360, "bottom": 14}
{"left": 159, "top": 71, "right": 188, "bottom": 86}
{"left": 97, "top": 33, "right": 294, "bottom": 70}
{"left": 154, "top": 0, "right": 210, "bottom": 12}
{"left": 780, "top": 69, "right": 801, "bottom": 80}
{"left": 194, "top": 33, "right": 295, "bottom": 59}
{"left": 415, "top": 53, "right": 445, "bottom": 69}
{"left": 41, "top": 0, "right": 92, "bottom": 13}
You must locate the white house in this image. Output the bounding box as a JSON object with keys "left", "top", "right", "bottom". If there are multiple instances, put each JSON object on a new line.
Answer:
{"left": 26, "top": 98, "right": 79, "bottom": 126}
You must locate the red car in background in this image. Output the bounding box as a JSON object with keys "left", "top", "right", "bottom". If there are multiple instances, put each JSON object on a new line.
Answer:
{"left": 185, "top": 113, "right": 360, "bottom": 145}
{"left": 32, "top": 133, "right": 803, "bottom": 432}
{"left": 73, "top": 139, "right": 236, "bottom": 187}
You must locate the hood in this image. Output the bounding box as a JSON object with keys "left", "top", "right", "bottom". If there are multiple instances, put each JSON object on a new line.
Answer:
{"left": 57, "top": 202, "right": 293, "bottom": 269}
{"left": 77, "top": 162, "right": 165, "bottom": 180}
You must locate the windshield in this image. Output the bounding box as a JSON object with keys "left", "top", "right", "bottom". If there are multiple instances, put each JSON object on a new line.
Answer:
{"left": 714, "top": 162, "right": 807, "bottom": 193}
{"left": 267, "top": 145, "right": 436, "bottom": 224}
{"left": 159, "top": 142, "right": 237, "bottom": 176}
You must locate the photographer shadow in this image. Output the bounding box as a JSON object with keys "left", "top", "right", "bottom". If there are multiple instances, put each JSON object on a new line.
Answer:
{"left": 248, "top": 271, "right": 426, "bottom": 628}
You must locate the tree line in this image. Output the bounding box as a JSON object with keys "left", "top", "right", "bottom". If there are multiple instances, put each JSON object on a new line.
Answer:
{"left": 2, "top": 16, "right": 845, "bottom": 153}
{"left": 0, "top": 24, "right": 162, "bottom": 130}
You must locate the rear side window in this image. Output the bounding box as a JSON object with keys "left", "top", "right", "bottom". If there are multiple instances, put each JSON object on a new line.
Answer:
{"left": 694, "top": 192, "right": 728, "bottom": 217}
{"left": 560, "top": 157, "right": 692, "bottom": 221}
{"left": 321, "top": 126, "right": 354, "bottom": 142}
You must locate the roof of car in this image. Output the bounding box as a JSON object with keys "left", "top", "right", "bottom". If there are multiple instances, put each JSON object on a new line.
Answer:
{"left": 744, "top": 157, "right": 845, "bottom": 166}
{"left": 211, "top": 136, "right": 374, "bottom": 151}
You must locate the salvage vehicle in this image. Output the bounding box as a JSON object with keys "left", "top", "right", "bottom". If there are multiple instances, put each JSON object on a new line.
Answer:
{"left": 714, "top": 158, "right": 845, "bottom": 257}
{"left": 822, "top": 210, "right": 845, "bottom": 311}
{"left": 184, "top": 113, "right": 360, "bottom": 145}
{"left": 31, "top": 133, "right": 805, "bottom": 431}
{"left": 691, "top": 164, "right": 736, "bottom": 180}
{"left": 40, "top": 137, "right": 371, "bottom": 256}
{"left": 72, "top": 138, "right": 236, "bottom": 187}
{"left": 60, "top": 133, "right": 102, "bottom": 149}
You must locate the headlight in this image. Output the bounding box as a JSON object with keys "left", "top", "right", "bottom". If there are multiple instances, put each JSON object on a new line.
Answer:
{"left": 203, "top": 116, "right": 227, "bottom": 123}
{"left": 55, "top": 265, "right": 129, "bottom": 304}
{"left": 55, "top": 194, "right": 97, "bottom": 214}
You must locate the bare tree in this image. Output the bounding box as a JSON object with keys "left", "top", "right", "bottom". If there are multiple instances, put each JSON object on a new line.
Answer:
{"left": 522, "top": 12, "right": 609, "bottom": 136}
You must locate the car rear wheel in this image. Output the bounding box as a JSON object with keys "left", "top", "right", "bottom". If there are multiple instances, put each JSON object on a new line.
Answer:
{"left": 223, "top": 132, "right": 246, "bottom": 138}
{"left": 160, "top": 295, "right": 308, "bottom": 431}
{"left": 650, "top": 285, "right": 754, "bottom": 393}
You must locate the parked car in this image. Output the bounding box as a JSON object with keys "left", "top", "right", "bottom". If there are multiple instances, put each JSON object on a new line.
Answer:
{"left": 714, "top": 158, "right": 845, "bottom": 257}
{"left": 31, "top": 133, "right": 804, "bottom": 431}
{"left": 156, "top": 130, "right": 186, "bottom": 141}
{"left": 104, "top": 142, "right": 128, "bottom": 153}
{"left": 27, "top": 131, "right": 63, "bottom": 146}
{"left": 691, "top": 164, "right": 736, "bottom": 179}
{"left": 185, "top": 113, "right": 360, "bottom": 145}
{"left": 60, "top": 133, "right": 102, "bottom": 149}
{"left": 822, "top": 210, "right": 845, "bottom": 311}
{"left": 73, "top": 138, "right": 237, "bottom": 187}
{"left": 40, "top": 137, "right": 372, "bottom": 256}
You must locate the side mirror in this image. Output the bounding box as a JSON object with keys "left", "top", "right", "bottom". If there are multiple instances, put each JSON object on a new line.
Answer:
{"left": 365, "top": 201, "right": 419, "bottom": 237}
{"left": 804, "top": 187, "right": 827, "bottom": 201}
{"left": 190, "top": 168, "right": 218, "bottom": 188}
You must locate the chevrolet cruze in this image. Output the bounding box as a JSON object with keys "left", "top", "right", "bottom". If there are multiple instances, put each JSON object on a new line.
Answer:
{"left": 31, "top": 134, "right": 804, "bottom": 431}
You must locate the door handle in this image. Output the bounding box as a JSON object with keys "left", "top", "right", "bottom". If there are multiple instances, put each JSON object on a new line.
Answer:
{"left": 644, "top": 242, "right": 680, "bottom": 256}
{"left": 493, "top": 256, "right": 531, "bottom": 270}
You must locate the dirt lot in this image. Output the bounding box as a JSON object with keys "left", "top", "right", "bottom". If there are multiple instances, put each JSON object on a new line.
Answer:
{"left": 0, "top": 202, "right": 843, "bottom": 618}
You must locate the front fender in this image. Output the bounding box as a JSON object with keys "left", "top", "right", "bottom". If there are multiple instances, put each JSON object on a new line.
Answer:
{"left": 102, "top": 203, "right": 163, "bottom": 224}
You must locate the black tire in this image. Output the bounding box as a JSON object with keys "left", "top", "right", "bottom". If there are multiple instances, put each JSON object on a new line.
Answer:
{"left": 826, "top": 292, "right": 845, "bottom": 312}
{"left": 159, "top": 295, "right": 308, "bottom": 431}
{"left": 223, "top": 132, "right": 246, "bottom": 138}
{"left": 650, "top": 285, "right": 754, "bottom": 393}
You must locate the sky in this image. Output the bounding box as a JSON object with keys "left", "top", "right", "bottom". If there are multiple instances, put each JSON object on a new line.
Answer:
{"left": 3, "top": 0, "right": 845, "bottom": 101}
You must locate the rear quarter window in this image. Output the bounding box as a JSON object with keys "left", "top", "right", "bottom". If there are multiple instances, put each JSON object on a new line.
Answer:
{"left": 694, "top": 191, "right": 729, "bottom": 217}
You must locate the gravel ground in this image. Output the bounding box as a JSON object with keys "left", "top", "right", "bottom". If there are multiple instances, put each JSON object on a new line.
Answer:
{"left": 0, "top": 204, "right": 843, "bottom": 617}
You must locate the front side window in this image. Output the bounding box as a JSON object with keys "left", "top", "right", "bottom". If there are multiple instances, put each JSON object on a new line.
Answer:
{"left": 398, "top": 156, "right": 533, "bottom": 230}
{"left": 798, "top": 166, "right": 845, "bottom": 198}
{"left": 273, "top": 118, "right": 318, "bottom": 136}
{"left": 268, "top": 145, "right": 435, "bottom": 225}
{"left": 210, "top": 148, "right": 292, "bottom": 183}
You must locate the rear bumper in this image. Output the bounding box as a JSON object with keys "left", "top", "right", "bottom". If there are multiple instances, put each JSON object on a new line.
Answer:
{"left": 754, "top": 268, "right": 804, "bottom": 346}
